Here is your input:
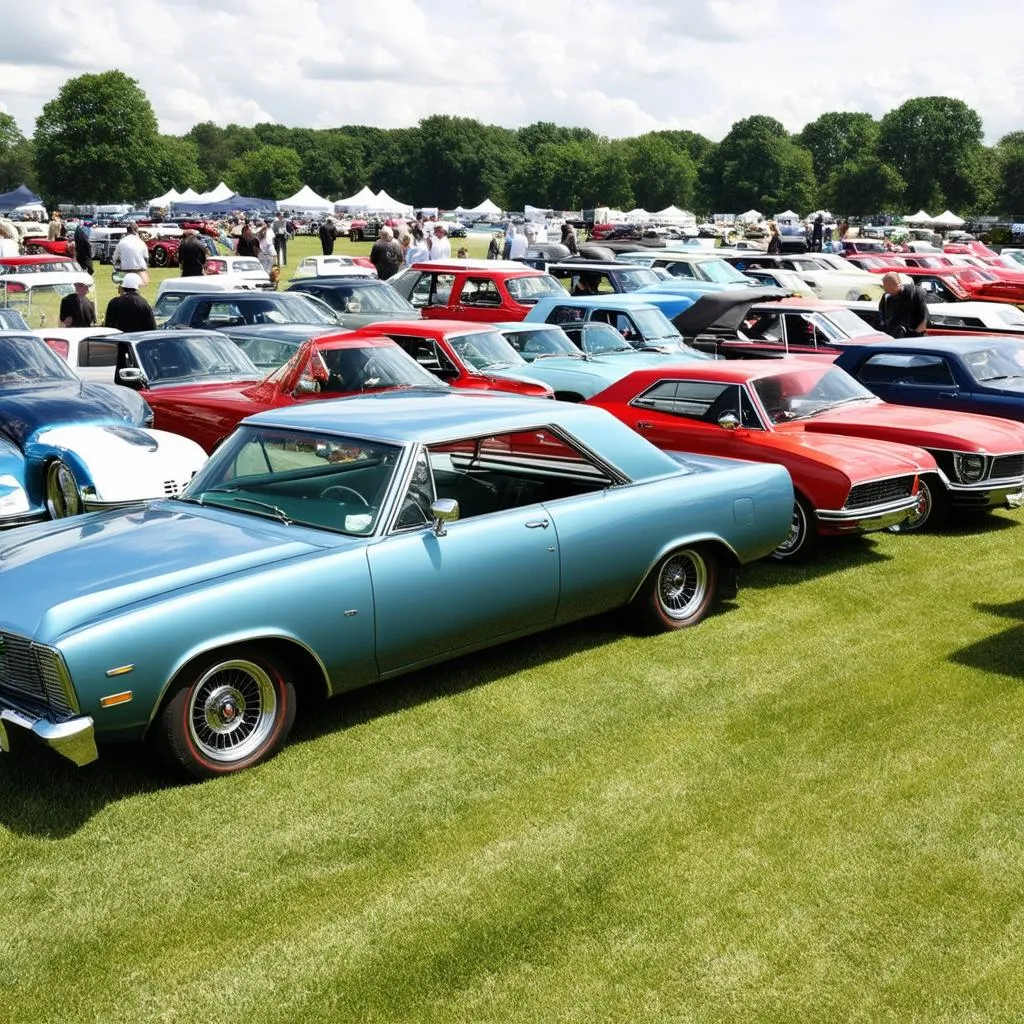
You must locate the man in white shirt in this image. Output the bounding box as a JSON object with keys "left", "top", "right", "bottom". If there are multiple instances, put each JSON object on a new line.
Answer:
{"left": 113, "top": 223, "right": 151, "bottom": 285}
{"left": 508, "top": 227, "right": 528, "bottom": 260}
{"left": 429, "top": 224, "right": 451, "bottom": 261}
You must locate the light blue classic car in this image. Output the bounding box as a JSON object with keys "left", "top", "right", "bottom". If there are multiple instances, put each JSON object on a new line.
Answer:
{"left": 0, "top": 390, "right": 794, "bottom": 778}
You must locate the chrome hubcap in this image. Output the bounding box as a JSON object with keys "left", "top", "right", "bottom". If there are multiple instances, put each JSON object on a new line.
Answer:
{"left": 658, "top": 552, "right": 707, "bottom": 620}
{"left": 188, "top": 660, "right": 277, "bottom": 763}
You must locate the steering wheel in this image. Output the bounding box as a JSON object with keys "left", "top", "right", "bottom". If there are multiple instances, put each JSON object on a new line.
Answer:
{"left": 320, "top": 485, "right": 368, "bottom": 505}
{"left": 766, "top": 408, "right": 793, "bottom": 423}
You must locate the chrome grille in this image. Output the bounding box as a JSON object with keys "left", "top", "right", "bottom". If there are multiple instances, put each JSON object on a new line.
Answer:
{"left": 845, "top": 476, "right": 916, "bottom": 510}
{"left": 989, "top": 454, "right": 1024, "bottom": 481}
{"left": 0, "top": 632, "right": 77, "bottom": 719}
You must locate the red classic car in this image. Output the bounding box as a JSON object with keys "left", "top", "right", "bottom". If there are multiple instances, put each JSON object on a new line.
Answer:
{"left": 389, "top": 260, "right": 567, "bottom": 322}
{"left": 345, "top": 320, "right": 554, "bottom": 397}
{"left": 114, "top": 328, "right": 448, "bottom": 452}
{"left": 22, "top": 237, "right": 76, "bottom": 258}
{"left": 858, "top": 262, "right": 1024, "bottom": 307}
{"left": 587, "top": 359, "right": 1024, "bottom": 555}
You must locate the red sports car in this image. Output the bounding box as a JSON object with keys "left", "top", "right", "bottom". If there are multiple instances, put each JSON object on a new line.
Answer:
{"left": 346, "top": 319, "right": 554, "bottom": 397}
{"left": 587, "top": 359, "right": 1024, "bottom": 556}
{"left": 114, "top": 328, "right": 449, "bottom": 452}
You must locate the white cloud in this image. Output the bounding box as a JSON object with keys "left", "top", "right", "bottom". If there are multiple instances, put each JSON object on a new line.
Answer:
{"left": 0, "top": 0, "right": 1020, "bottom": 144}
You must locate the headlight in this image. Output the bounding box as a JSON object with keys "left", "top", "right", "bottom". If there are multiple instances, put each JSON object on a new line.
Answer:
{"left": 954, "top": 452, "right": 986, "bottom": 483}
{"left": 0, "top": 475, "right": 30, "bottom": 515}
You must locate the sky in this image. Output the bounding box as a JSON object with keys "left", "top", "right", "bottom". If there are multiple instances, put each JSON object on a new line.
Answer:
{"left": 2, "top": 0, "right": 1022, "bottom": 145}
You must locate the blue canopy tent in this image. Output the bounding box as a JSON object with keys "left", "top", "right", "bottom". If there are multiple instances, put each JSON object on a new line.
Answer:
{"left": 0, "top": 184, "right": 43, "bottom": 209}
{"left": 169, "top": 194, "right": 276, "bottom": 216}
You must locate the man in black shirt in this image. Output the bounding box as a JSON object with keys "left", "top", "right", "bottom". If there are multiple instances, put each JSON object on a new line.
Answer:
{"left": 177, "top": 230, "right": 207, "bottom": 277}
{"left": 369, "top": 226, "right": 403, "bottom": 280}
{"left": 104, "top": 273, "right": 157, "bottom": 332}
{"left": 59, "top": 281, "right": 97, "bottom": 327}
{"left": 879, "top": 271, "right": 928, "bottom": 337}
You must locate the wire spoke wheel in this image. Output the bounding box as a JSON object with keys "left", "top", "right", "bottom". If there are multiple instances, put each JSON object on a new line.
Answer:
{"left": 657, "top": 550, "right": 708, "bottom": 621}
{"left": 187, "top": 659, "right": 278, "bottom": 764}
{"left": 45, "top": 460, "right": 82, "bottom": 519}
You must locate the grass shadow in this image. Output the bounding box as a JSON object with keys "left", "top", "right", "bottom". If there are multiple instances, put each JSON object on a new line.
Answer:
{"left": 741, "top": 533, "right": 892, "bottom": 590}
{"left": 951, "top": 597, "right": 1024, "bottom": 679}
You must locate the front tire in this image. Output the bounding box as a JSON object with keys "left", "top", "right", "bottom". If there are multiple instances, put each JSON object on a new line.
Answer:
{"left": 45, "top": 459, "right": 82, "bottom": 518}
{"left": 630, "top": 546, "right": 717, "bottom": 632}
{"left": 152, "top": 646, "right": 296, "bottom": 779}
{"left": 771, "top": 495, "right": 817, "bottom": 561}
{"left": 890, "top": 475, "right": 948, "bottom": 533}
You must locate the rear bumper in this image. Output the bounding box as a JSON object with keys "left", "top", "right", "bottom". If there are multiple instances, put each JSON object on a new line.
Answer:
{"left": 816, "top": 494, "right": 920, "bottom": 534}
{"left": 0, "top": 695, "right": 98, "bottom": 766}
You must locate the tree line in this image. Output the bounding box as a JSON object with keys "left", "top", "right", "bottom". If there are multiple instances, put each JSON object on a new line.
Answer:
{"left": 3, "top": 70, "right": 1024, "bottom": 218}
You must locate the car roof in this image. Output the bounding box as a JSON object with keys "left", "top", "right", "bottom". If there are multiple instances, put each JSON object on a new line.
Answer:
{"left": 545, "top": 261, "right": 647, "bottom": 272}
{"left": 533, "top": 294, "right": 668, "bottom": 309}
{"left": 349, "top": 319, "right": 494, "bottom": 338}
{"left": 0, "top": 255, "right": 74, "bottom": 265}
{"left": 407, "top": 259, "right": 542, "bottom": 274}
{"left": 615, "top": 357, "right": 834, "bottom": 386}
{"left": 842, "top": 336, "right": 1024, "bottom": 355}
{"left": 216, "top": 324, "right": 346, "bottom": 342}
{"left": 242, "top": 389, "right": 682, "bottom": 480}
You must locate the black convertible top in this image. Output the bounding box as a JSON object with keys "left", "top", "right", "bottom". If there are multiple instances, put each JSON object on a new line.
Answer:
{"left": 671, "top": 288, "right": 790, "bottom": 336}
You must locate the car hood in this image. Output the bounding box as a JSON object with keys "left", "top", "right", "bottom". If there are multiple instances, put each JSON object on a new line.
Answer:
{"left": 772, "top": 427, "right": 936, "bottom": 476}
{"left": 0, "top": 503, "right": 326, "bottom": 641}
{"left": 1, "top": 380, "right": 147, "bottom": 446}
{"left": 799, "top": 400, "right": 1024, "bottom": 452}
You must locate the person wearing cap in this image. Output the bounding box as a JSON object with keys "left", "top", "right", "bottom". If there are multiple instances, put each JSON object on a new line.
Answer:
{"left": 59, "top": 281, "right": 97, "bottom": 327}
{"left": 113, "top": 222, "right": 151, "bottom": 286}
{"left": 429, "top": 224, "right": 451, "bottom": 261}
{"left": 104, "top": 273, "right": 156, "bottom": 333}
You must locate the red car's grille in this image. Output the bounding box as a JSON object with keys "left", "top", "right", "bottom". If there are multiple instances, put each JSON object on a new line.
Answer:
{"left": 845, "top": 476, "right": 916, "bottom": 510}
{"left": 990, "top": 454, "right": 1024, "bottom": 480}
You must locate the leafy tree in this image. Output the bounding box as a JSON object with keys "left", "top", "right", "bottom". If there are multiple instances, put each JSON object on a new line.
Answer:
{"left": 796, "top": 112, "right": 879, "bottom": 183}
{"left": 825, "top": 157, "right": 905, "bottom": 216}
{"left": 291, "top": 130, "right": 365, "bottom": 199}
{"left": 700, "top": 115, "right": 817, "bottom": 213}
{"left": 34, "top": 71, "right": 160, "bottom": 203}
{"left": 650, "top": 129, "right": 716, "bottom": 166}
{"left": 227, "top": 144, "right": 302, "bottom": 199}
{"left": 148, "top": 135, "right": 204, "bottom": 193}
{"left": 185, "top": 121, "right": 259, "bottom": 190}
{"left": 994, "top": 132, "right": 1024, "bottom": 215}
{"left": 877, "top": 97, "right": 984, "bottom": 211}
{"left": 627, "top": 133, "right": 697, "bottom": 210}
{"left": 0, "top": 113, "right": 35, "bottom": 192}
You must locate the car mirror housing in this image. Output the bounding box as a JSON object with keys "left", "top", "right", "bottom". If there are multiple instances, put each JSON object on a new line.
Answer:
{"left": 430, "top": 497, "right": 459, "bottom": 536}
{"left": 718, "top": 412, "right": 740, "bottom": 431}
{"left": 117, "top": 367, "right": 146, "bottom": 388}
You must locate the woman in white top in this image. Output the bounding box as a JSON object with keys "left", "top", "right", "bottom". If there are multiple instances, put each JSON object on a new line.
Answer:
{"left": 257, "top": 223, "right": 276, "bottom": 273}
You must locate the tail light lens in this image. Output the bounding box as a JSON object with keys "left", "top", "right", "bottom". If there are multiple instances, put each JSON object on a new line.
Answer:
{"left": 43, "top": 337, "right": 70, "bottom": 359}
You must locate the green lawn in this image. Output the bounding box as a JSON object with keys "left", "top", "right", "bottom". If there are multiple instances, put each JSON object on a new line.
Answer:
{"left": 3, "top": 513, "right": 1024, "bottom": 1022}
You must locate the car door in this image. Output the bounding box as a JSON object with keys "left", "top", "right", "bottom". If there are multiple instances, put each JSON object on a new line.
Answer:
{"left": 448, "top": 276, "right": 504, "bottom": 322}
{"left": 367, "top": 444, "right": 559, "bottom": 675}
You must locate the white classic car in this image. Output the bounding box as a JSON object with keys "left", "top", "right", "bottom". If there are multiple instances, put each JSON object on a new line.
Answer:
{"left": 292, "top": 255, "right": 376, "bottom": 279}
{"left": 34, "top": 327, "right": 122, "bottom": 383}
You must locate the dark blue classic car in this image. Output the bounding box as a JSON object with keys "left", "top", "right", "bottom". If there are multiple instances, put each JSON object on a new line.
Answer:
{"left": 834, "top": 338, "right": 1024, "bottom": 422}
{"left": 0, "top": 332, "right": 206, "bottom": 527}
{"left": 0, "top": 391, "right": 793, "bottom": 778}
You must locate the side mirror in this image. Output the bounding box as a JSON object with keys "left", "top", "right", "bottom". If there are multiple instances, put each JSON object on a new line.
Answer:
{"left": 718, "top": 412, "right": 740, "bottom": 431}
{"left": 292, "top": 378, "right": 320, "bottom": 396}
{"left": 117, "top": 366, "right": 146, "bottom": 389}
{"left": 430, "top": 497, "right": 460, "bottom": 536}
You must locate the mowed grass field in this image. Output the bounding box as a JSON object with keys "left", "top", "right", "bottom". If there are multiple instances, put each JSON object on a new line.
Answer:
{"left": 4, "top": 233, "right": 1024, "bottom": 1021}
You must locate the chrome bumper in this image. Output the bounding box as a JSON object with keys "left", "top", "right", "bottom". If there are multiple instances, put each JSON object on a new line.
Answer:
{"left": 0, "top": 697, "right": 98, "bottom": 767}
{"left": 816, "top": 494, "right": 920, "bottom": 533}
{"left": 945, "top": 481, "right": 1024, "bottom": 510}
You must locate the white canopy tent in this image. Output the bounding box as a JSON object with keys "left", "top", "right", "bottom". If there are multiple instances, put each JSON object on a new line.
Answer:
{"left": 626, "top": 208, "right": 651, "bottom": 222}
{"left": 737, "top": 209, "right": 763, "bottom": 224}
{"left": 372, "top": 189, "right": 414, "bottom": 215}
{"left": 467, "top": 197, "right": 502, "bottom": 215}
{"left": 905, "top": 209, "right": 933, "bottom": 225}
{"left": 197, "top": 182, "right": 234, "bottom": 204}
{"left": 334, "top": 185, "right": 378, "bottom": 210}
{"left": 654, "top": 205, "right": 696, "bottom": 224}
{"left": 931, "top": 209, "right": 965, "bottom": 228}
{"left": 278, "top": 185, "right": 334, "bottom": 212}
{"left": 149, "top": 188, "right": 182, "bottom": 207}
{"left": 775, "top": 210, "right": 800, "bottom": 225}
{"left": 176, "top": 187, "right": 203, "bottom": 203}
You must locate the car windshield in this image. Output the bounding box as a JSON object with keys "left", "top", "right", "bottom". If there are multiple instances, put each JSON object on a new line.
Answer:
{"left": 231, "top": 259, "right": 265, "bottom": 273}
{"left": 568, "top": 322, "right": 635, "bottom": 354}
{"left": 505, "top": 275, "right": 566, "bottom": 301}
{"left": 631, "top": 308, "right": 683, "bottom": 341}
{"left": 814, "top": 308, "right": 879, "bottom": 340}
{"left": 617, "top": 268, "right": 662, "bottom": 292}
{"left": 962, "top": 344, "right": 1024, "bottom": 382}
{"left": 181, "top": 426, "right": 401, "bottom": 536}
{"left": 0, "top": 334, "right": 78, "bottom": 384}
{"left": 304, "top": 284, "right": 412, "bottom": 315}
{"left": 753, "top": 365, "right": 877, "bottom": 424}
{"left": 134, "top": 333, "right": 259, "bottom": 382}
{"left": 695, "top": 260, "right": 753, "bottom": 286}
{"left": 0, "top": 309, "right": 29, "bottom": 329}
{"left": 501, "top": 326, "right": 579, "bottom": 360}
{"left": 448, "top": 329, "right": 526, "bottom": 370}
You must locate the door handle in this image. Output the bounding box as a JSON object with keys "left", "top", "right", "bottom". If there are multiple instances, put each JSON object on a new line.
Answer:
{"left": 525, "top": 519, "right": 550, "bottom": 529}
{"left": 938, "top": 392, "right": 957, "bottom": 399}
{"left": 636, "top": 421, "right": 652, "bottom": 429}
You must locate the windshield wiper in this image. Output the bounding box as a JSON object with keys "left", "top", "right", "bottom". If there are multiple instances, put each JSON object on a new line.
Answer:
{"left": 980, "top": 374, "right": 1021, "bottom": 382}
{"left": 231, "top": 497, "right": 292, "bottom": 524}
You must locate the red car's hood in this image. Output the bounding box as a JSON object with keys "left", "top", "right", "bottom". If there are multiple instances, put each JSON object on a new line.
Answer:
{"left": 144, "top": 378, "right": 270, "bottom": 404}
{"left": 799, "top": 400, "right": 1024, "bottom": 453}
{"left": 770, "top": 427, "right": 936, "bottom": 475}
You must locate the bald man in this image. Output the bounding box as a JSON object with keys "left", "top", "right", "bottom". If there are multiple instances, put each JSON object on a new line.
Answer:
{"left": 878, "top": 271, "right": 928, "bottom": 338}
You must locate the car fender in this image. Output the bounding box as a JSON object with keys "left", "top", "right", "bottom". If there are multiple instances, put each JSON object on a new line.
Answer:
{"left": 25, "top": 425, "right": 207, "bottom": 505}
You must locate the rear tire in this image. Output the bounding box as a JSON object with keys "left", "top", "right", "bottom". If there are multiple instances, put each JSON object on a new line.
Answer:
{"left": 630, "top": 546, "right": 717, "bottom": 632}
{"left": 771, "top": 495, "right": 817, "bottom": 561}
{"left": 151, "top": 646, "right": 296, "bottom": 779}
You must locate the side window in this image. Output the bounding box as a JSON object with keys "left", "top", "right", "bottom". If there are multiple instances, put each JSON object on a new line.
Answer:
{"left": 393, "top": 449, "right": 436, "bottom": 531}
{"left": 853, "top": 353, "right": 956, "bottom": 386}
{"left": 412, "top": 273, "right": 455, "bottom": 307}
{"left": 783, "top": 314, "right": 828, "bottom": 347}
{"left": 459, "top": 278, "right": 501, "bottom": 306}
{"left": 81, "top": 339, "right": 118, "bottom": 367}
{"left": 632, "top": 380, "right": 736, "bottom": 421}
{"left": 666, "top": 262, "right": 696, "bottom": 279}
{"left": 425, "top": 428, "right": 615, "bottom": 520}
{"left": 391, "top": 336, "right": 459, "bottom": 379}
{"left": 593, "top": 310, "right": 640, "bottom": 341}
{"left": 546, "top": 304, "right": 585, "bottom": 325}
{"left": 742, "top": 312, "right": 782, "bottom": 340}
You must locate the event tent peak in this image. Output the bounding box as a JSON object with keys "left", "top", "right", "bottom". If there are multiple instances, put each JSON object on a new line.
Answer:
{"left": 278, "top": 185, "right": 333, "bottom": 211}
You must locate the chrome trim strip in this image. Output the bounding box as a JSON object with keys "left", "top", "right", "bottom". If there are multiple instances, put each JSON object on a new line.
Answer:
{"left": 816, "top": 494, "right": 920, "bottom": 525}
